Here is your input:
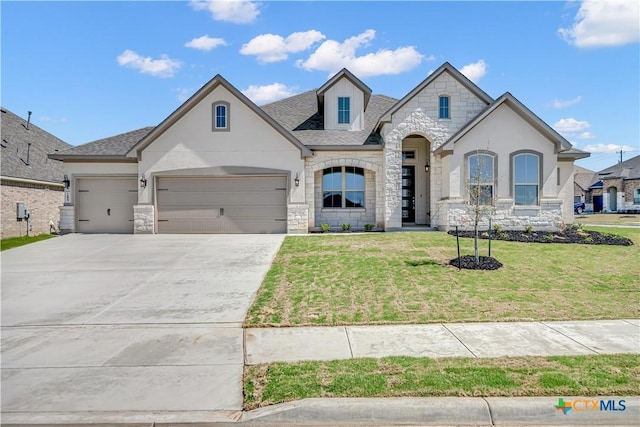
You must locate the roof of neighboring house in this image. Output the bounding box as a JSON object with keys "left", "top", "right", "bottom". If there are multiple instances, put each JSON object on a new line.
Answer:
{"left": 594, "top": 154, "right": 640, "bottom": 180}
{"left": 261, "top": 90, "right": 397, "bottom": 148}
{"left": 50, "top": 127, "right": 154, "bottom": 160}
{"left": 574, "top": 165, "right": 596, "bottom": 191}
{"left": 1, "top": 107, "right": 71, "bottom": 183}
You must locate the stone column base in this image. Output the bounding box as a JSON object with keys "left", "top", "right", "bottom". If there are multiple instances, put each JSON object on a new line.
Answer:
{"left": 134, "top": 205, "right": 154, "bottom": 234}
{"left": 287, "top": 204, "right": 309, "bottom": 234}
{"left": 59, "top": 205, "right": 75, "bottom": 234}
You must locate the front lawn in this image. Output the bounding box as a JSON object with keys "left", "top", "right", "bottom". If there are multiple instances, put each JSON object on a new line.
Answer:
{"left": 244, "top": 354, "right": 640, "bottom": 410}
{"left": 245, "top": 226, "right": 639, "bottom": 326}
{"left": 0, "top": 234, "right": 56, "bottom": 251}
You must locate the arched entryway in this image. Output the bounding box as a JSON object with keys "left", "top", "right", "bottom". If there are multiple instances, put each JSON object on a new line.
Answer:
{"left": 609, "top": 187, "right": 617, "bottom": 211}
{"left": 401, "top": 135, "right": 431, "bottom": 226}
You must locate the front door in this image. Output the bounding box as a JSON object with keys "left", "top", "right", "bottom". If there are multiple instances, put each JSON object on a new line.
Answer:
{"left": 402, "top": 165, "right": 415, "bottom": 223}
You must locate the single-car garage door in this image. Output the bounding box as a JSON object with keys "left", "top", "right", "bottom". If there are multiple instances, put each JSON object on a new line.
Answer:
{"left": 156, "top": 176, "right": 287, "bottom": 234}
{"left": 76, "top": 177, "right": 137, "bottom": 233}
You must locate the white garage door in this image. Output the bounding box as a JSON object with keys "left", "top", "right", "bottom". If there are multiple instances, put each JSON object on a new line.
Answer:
{"left": 76, "top": 177, "right": 137, "bottom": 233}
{"left": 156, "top": 176, "right": 287, "bottom": 234}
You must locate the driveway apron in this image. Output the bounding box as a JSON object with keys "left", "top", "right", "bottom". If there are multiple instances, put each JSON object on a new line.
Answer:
{"left": 1, "top": 233, "right": 284, "bottom": 423}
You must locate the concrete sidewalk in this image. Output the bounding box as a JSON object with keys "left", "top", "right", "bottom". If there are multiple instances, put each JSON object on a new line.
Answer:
{"left": 245, "top": 319, "right": 640, "bottom": 364}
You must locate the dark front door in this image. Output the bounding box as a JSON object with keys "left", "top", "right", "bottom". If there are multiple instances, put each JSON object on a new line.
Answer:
{"left": 402, "top": 165, "right": 415, "bottom": 223}
{"left": 593, "top": 195, "right": 603, "bottom": 212}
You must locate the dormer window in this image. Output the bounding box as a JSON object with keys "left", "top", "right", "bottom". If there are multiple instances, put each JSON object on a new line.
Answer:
{"left": 212, "top": 101, "right": 230, "bottom": 132}
{"left": 439, "top": 95, "right": 450, "bottom": 119}
{"left": 338, "top": 97, "right": 350, "bottom": 124}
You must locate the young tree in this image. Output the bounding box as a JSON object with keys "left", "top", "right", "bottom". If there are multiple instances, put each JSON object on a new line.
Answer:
{"left": 466, "top": 148, "right": 496, "bottom": 264}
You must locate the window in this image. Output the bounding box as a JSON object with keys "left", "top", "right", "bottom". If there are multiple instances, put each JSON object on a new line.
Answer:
{"left": 212, "top": 101, "right": 230, "bottom": 131}
{"left": 439, "top": 96, "right": 450, "bottom": 119}
{"left": 322, "top": 166, "right": 364, "bottom": 208}
{"left": 338, "top": 97, "right": 350, "bottom": 124}
{"left": 468, "top": 153, "right": 494, "bottom": 205}
{"left": 514, "top": 153, "right": 540, "bottom": 205}
{"left": 402, "top": 151, "right": 415, "bottom": 159}
{"left": 634, "top": 188, "right": 640, "bottom": 205}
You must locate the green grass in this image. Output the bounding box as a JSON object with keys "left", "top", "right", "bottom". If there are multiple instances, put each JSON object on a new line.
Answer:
{"left": 245, "top": 226, "right": 639, "bottom": 326}
{"left": 244, "top": 354, "right": 640, "bottom": 410}
{"left": 0, "top": 234, "right": 56, "bottom": 251}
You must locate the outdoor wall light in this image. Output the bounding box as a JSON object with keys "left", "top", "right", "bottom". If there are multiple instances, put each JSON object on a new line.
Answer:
{"left": 294, "top": 173, "right": 300, "bottom": 187}
{"left": 62, "top": 175, "right": 70, "bottom": 189}
{"left": 140, "top": 174, "right": 147, "bottom": 188}
{"left": 424, "top": 163, "right": 430, "bottom": 173}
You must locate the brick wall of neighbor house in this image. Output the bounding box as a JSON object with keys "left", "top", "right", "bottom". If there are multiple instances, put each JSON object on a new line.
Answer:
{"left": 305, "top": 151, "right": 384, "bottom": 230}
{"left": 623, "top": 178, "right": 640, "bottom": 211}
{"left": 602, "top": 178, "right": 624, "bottom": 212}
{"left": 1, "top": 181, "right": 64, "bottom": 238}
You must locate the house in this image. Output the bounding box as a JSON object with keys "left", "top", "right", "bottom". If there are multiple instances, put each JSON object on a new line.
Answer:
{"left": 1, "top": 108, "right": 71, "bottom": 238}
{"left": 588, "top": 155, "right": 640, "bottom": 213}
{"left": 574, "top": 165, "right": 596, "bottom": 210}
{"left": 49, "top": 62, "right": 589, "bottom": 234}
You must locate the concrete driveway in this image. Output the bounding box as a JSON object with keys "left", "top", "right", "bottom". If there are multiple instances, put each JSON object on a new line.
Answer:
{"left": 1, "top": 233, "right": 284, "bottom": 424}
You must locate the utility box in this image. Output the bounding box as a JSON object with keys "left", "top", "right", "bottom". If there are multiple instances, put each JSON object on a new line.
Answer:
{"left": 16, "top": 203, "right": 26, "bottom": 221}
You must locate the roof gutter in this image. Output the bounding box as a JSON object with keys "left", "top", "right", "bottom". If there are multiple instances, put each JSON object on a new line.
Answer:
{"left": 1, "top": 175, "right": 64, "bottom": 187}
{"left": 47, "top": 154, "right": 138, "bottom": 162}
{"left": 308, "top": 145, "right": 384, "bottom": 151}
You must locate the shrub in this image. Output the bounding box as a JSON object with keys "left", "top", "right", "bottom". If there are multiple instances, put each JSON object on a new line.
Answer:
{"left": 571, "top": 223, "right": 584, "bottom": 231}
{"left": 524, "top": 225, "right": 533, "bottom": 234}
{"left": 364, "top": 224, "right": 374, "bottom": 232}
{"left": 493, "top": 223, "right": 503, "bottom": 233}
{"left": 320, "top": 223, "right": 330, "bottom": 233}
{"left": 342, "top": 223, "right": 351, "bottom": 231}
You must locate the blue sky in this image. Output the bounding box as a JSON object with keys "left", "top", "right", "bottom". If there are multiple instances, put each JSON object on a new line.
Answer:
{"left": 2, "top": 0, "right": 638, "bottom": 172}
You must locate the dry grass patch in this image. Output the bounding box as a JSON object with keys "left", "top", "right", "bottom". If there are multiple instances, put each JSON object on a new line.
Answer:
{"left": 245, "top": 227, "right": 639, "bottom": 327}
{"left": 575, "top": 213, "right": 640, "bottom": 226}
{"left": 244, "top": 354, "right": 640, "bottom": 410}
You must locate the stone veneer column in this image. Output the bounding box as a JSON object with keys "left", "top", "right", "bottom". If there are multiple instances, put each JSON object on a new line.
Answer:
{"left": 58, "top": 205, "right": 75, "bottom": 234}
{"left": 133, "top": 205, "right": 154, "bottom": 234}
{"left": 287, "top": 204, "right": 309, "bottom": 234}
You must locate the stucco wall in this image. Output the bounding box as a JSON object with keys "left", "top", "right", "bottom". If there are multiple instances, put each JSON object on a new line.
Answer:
{"left": 1, "top": 180, "right": 64, "bottom": 238}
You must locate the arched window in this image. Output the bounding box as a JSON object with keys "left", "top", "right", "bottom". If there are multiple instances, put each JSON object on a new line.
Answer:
{"left": 212, "top": 101, "right": 230, "bottom": 131}
{"left": 439, "top": 95, "right": 450, "bottom": 119}
{"left": 513, "top": 153, "right": 540, "bottom": 205}
{"left": 468, "top": 153, "right": 495, "bottom": 205}
{"left": 322, "top": 166, "right": 364, "bottom": 208}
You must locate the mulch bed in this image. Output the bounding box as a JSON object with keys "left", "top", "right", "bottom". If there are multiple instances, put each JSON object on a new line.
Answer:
{"left": 449, "top": 255, "right": 503, "bottom": 270}
{"left": 448, "top": 228, "right": 633, "bottom": 246}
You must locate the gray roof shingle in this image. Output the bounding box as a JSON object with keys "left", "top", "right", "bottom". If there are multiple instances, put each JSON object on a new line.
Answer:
{"left": 595, "top": 154, "right": 640, "bottom": 180}
{"left": 51, "top": 127, "right": 154, "bottom": 158}
{"left": 1, "top": 107, "right": 71, "bottom": 183}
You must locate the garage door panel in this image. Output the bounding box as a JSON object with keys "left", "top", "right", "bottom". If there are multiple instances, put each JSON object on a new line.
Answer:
{"left": 77, "top": 178, "right": 137, "bottom": 234}
{"left": 156, "top": 176, "right": 287, "bottom": 234}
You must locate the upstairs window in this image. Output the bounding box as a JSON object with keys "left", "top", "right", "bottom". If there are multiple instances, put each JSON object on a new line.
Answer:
{"left": 322, "top": 166, "right": 364, "bottom": 208}
{"left": 468, "top": 153, "right": 495, "bottom": 205}
{"left": 439, "top": 95, "right": 450, "bottom": 119}
{"left": 212, "top": 101, "right": 230, "bottom": 131}
{"left": 338, "top": 97, "right": 350, "bottom": 124}
{"left": 514, "top": 153, "right": 540, "bottom": 205}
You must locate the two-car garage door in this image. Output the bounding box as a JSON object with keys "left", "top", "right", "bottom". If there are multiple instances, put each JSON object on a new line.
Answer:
{"left": 156, "top": 176, "right": 287, "bottom": 234}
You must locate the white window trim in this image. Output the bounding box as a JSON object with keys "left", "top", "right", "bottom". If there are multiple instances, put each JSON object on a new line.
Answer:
{"left": 510, "top": 150, "right": 542, "bottom": 206}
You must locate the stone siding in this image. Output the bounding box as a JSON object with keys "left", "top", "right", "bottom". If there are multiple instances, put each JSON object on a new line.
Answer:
{"left": 1, "top": 181, "right": 64, "bottom": 238}
{"left": 287, "top": 204, "right": 309, "bottom": 234}
{"left": 134, "top": 205, "right": 154, "bottom": 234}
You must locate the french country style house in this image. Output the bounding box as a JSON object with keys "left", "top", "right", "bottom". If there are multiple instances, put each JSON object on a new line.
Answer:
{"left": 49, "top": 62, "right": 589, "bottom": 234}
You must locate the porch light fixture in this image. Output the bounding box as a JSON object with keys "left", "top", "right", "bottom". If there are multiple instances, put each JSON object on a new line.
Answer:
{"left": 294, "top": 173, "right": 300, "bottom": 187}
{"left": 140, "top": 174, "right": 147, "bottom": 188}
{"left": 424, "top": 163, "right": 430, "bottom": 173}
{"left": 62, "top": 175, "right": 70, "bottom": 189}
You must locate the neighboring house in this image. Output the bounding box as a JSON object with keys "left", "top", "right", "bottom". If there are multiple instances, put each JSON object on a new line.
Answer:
{"left": 588, "top": 155, "right": 640, "bottom": 213}
{"left": 1, "top": 108, "right": 71, "bottom": 238}
{"left": 49, "top": 62, "right": 589, "bottom": 234}
{"left": 574, "top": 165, "right": 596, "bottom": 211}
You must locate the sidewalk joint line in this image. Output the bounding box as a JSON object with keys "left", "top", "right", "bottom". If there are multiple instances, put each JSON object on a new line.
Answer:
{"left": 344, "top": 327, "right": 354, "bottom": 358}
{"left": 481, "top": 397, "right": 496, "bottom": 426}
{"left": 442, "top": 323, "right": 478, "bottom": 358}
{"left": 243, "top": 328, "right": 248, "bottom": 365}
{"left": 539, "top": 321, "right": 600, "bottom": 355}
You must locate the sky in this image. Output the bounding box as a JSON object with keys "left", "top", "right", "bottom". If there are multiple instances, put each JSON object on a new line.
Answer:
{"left": 2, "top": 0, "right": 639, "bottom": 172}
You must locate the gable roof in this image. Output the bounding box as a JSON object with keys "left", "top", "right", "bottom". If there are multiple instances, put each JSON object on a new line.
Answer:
{"left": 261, "top": 91, "right": 397, "bottom": 148}
{"left": 574, "top": 165, "right": 596, "bottom": 191}
{"left": 1, "top": 107, "right": 71, "bottom": 184}
{"left": 127, "top": 74, "right": 312, "bottom": 158}
{"left": 434, "top": 92, "right": 580, "bottom": 156}
{"left": 595, "top": 154, "right": 640, "bottom": 180}
{"left": 379, "top": 62, "right": 493, "bottom": 124}
{"left": 316, "top": 68, "right": 373, "bottom": 112}
{"left": 49, "top": 127, "right": 154, "bottom": 161}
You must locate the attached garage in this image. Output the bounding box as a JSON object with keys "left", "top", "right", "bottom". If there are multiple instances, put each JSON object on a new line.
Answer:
{"left": 156, "top": 176, "right": 287, "bottom": 233}
{"left": 76, "top": 177, "right": 137, "bottom": 233}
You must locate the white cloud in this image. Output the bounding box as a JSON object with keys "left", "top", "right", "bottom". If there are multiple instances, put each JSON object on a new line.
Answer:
{"left": 459, "top": 60, "right": 487, "bottom": 82}
{"left": 553, "top": 117, "right": 590, "bottom": 134}
{"left": 117, "top": 50, "right": 181, "bottom": 78}
{"left": 549, "top": 96, "right": 582, "bottom": 109}
{"left": 297, "top": 29, "right": 424, "bottom": 77}
{"left": 189, "top": 0, "right": 260, "bottom": 24}
{"left": 173, "top": 87, "right": 194, "bottom": 103}
{"left": 240, "top": 30, "right": 325, "bottom": 63}
{"left": 558, "top": 0, "right": 640, "bottom": 48}
{"left": 185, "top": 35, "right": 227, "bottom": 51}
{"left": 242, "top": 83, "right": 297, "bottom": 105}
{"left": 583, "top": 143, "right": 636, "bottom": 153}
{"left": 578, "top": 131, "right": 596, "bottom": 139}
